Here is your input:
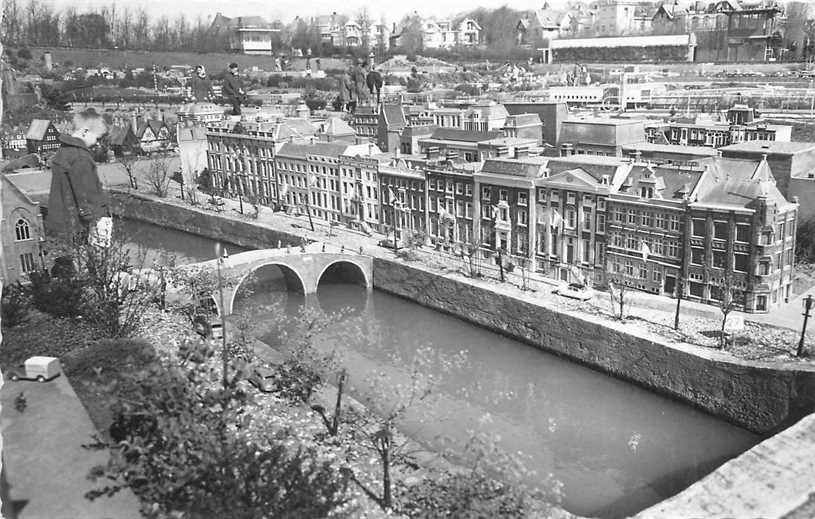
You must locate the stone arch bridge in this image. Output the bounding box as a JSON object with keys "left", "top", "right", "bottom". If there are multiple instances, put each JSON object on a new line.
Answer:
{"left": 184, "top": 243, "right": 373, "bottom": 316}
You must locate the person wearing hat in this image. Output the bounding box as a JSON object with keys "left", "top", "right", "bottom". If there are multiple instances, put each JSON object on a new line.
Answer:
{"left": 223, "top": 62, "right": 246, "bottom": 116}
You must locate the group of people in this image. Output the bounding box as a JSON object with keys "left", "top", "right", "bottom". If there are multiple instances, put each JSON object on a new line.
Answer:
{"left": 337, "top": 58, "right": 383, "bottom": 112}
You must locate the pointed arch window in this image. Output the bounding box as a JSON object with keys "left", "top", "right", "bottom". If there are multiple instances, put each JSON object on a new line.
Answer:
{"left": 15, "top": 218, "right": 31, "bottom": 241}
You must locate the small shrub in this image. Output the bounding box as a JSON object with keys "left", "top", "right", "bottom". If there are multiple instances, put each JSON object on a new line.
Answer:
{"left": 396, "top": 249, "right": 420, "bottom": 261}
{"left": 0, "top": 314, "right": 100, "bottom": 369}
{"left": 27, "top": 270, "right": 84, "bottom": 318}
{"left": 62, "top": 338, "right": 156, "bottom": 381}
{"left": 1, "top": 281, "right": 30, "bottom": 327}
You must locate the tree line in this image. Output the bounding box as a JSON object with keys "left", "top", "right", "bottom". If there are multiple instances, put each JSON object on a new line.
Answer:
{"left": 1, "top": 0, "right": 229, "bottom": 52}
{"left": 2, "top": 0, "right": 533, "bottom": 57}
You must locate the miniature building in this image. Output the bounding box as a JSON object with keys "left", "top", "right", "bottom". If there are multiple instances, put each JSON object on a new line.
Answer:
{"left": 25, "top": 120, "right": 60, "bottom": 155}
{"left": 209, "top": 14, "right": 280, "bottom": 55}
{"left": 558, "top": 117, "right": 646, "bottom": 157}
{"left": 0, "top": 171, "right": 47, "bottom": 283}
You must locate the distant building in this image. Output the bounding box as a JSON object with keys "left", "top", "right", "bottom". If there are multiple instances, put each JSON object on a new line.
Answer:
{"left": 392, "top": 17, "right": 481, "bottom": 49}
{"left": 503, "top": 101, "right": 569, "bottom": 146}
{"left": 25, "top": 120, "right": 60, "bottom": 155}
{"left": 177, "top": 124, "right": 209, "bottom": 185}
{"left": 107, "top": 123, "right": 140, "bottom": 157}
{"left": 541, "top": 33, "right": 696, "bottom": 64}
{"left": 209, "top": 13, "right": 280, "bottom": 55}
{"left": 517, "top": 4, "right": 574, "bottom": 46}
{"left": 136, "top": 119, "right": 172, "bottom": 153}
{"left": 621, "top": 142, "right": 718, "bottom": 166}
{"left": 558, "top": 117, "right": 646, "bottom": 157}
{"left": 646, "top": 118, "right": 791, "bottom": 148}
{"left": 426, "top": 161, "right": 480, "bottom": 249}
{"left": 317, "top": 117, "right": 357, "bottom": 144}
{"left": 378, "top": 104, "right": 408, "bottom": 152}
{"left": 1, "top": 129, "right": 28, "bottom": 159}
{"left": 350, "top": 106, "right": 380, "bottom": 141}
{"left": 177, "top": 103, "right": 225, "bottom": 125}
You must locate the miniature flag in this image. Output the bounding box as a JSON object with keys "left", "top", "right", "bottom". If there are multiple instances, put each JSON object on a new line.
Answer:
{"left": 640, "top": 240, "right": 651, "bottom": 261}
{"left": 280, "top": 182, "right": 289, "bottom": 198}
{"left": 389, "top": 186, "right": 404, "bottom": 207}
{"left": 551, "top": 209, "right": 563, "bottom": 230}
{"left": 308, "top": 173, "right": 319, "bottom": 188}
{"left": 491, "top": 204, "right": 499, "bottom": 220}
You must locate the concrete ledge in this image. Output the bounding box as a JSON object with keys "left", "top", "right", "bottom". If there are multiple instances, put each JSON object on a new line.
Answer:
{"left": 635, "top": 413, "right": 815, "bottom": 518}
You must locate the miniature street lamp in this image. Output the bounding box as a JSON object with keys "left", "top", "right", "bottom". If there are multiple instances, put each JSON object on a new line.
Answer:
{"left": 798, "top": 294, "right": 814, "bottom": 357}
{"left": 215, "top": 243, "right": 229, "bottom": 387}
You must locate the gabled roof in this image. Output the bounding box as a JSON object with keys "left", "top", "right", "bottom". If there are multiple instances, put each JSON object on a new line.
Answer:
{"left": 480, "top": 158, "right": 548, "bottom": 178}
{"left": 4, "top": 169, "right": 51, "bottom": 206}
{"left": 544, "top": 167, "right": 603, "bottom": 188}
{"left": 381, "top": 104, "right": 407, "bottom": 130}
{"left": 323, "top": 117, "right": 355, "bottom": 137}
{"left": 693, "top": 156, "right": 791, "bottom": 209}
{"left": 534, "top": 7, "right": 571, "bottom": 28}
{"left": 108, "top": 124, "right": 136, "bottom": 146}
{"left": 25, "top": 120, "right": 54, "bottom": 141}
{"left": 137, "top": 120, "right": 167, "bottom": 139}
{"left": 177, "top": 126, "right": 208, "bottom": 142}
{"left": 619, "top": 164, "right": 705, "bottom": 201}
{"left": 278, "top": 142, "right": 350, "bottom": 160}
{"left": 283, "top": 118, "right": 317, "bottom": 137}
{"left": 428, "top": 128, "right": 503, "bottom": 143}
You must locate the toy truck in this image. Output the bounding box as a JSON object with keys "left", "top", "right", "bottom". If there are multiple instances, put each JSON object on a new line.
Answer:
{"left": 8, "top": 356, "right": 62, "bottom": 382}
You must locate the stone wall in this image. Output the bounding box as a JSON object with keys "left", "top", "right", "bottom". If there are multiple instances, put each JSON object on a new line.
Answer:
{"left": 372, "top": 257, "right": 815, "bottom": 435}
{"left": 109, "top": 191, "right": 304, "bottom": 249}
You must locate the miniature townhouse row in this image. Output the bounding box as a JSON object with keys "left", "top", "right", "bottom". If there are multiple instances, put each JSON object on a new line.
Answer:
{"left": 206, "top": 122, "right": 795, "bottom": 313}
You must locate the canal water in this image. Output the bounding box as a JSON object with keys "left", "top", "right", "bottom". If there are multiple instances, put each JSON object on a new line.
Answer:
{"left": 127, "top": 219, "right": 761, "bottom": 519}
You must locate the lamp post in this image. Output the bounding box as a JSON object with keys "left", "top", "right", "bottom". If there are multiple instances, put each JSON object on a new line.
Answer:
{"left": 215, "top": 243, "right": 229, "bottom": 388}
{"left": 798, "top": 294, "right": 814, "bottom": 357}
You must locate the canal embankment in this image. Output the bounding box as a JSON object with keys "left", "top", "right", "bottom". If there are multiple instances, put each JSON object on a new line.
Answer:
{"left": 111, "top": 189, "right": 815, "bottom": 436}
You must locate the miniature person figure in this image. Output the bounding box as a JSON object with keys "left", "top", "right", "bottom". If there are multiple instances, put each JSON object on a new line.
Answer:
{"left": 339, "top": 67, "right": 354, "bottom": 112}
{"left": 222, "top": 62, "right": 246, "bottom": 116}
{"left": 352, "top": 58, "right": 369, "bottom": 106}
{"left": 48, "top": 109, "right": 111, "bottom": 248}
{"left": 190, "top": 64, "right": 211, "bottom": 102}
{"left": 315, "top": 57, "right": 321, "bottom": 71}
{"left": 274, "top": 56, "right": 282, "bottom": 72}
{"left": 366, "top": 63, "right": 383, "bottom": 105}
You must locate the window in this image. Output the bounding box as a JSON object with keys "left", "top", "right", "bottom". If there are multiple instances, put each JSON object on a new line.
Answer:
{"left": 736, "top": 224, "right": 750, "bottom": 243}
{"left": 655, "top": 214, "right": 665, "bottom": 229}
{"left": 761, "top": 231, "right": 773, "bottom": 245}
{"left": 714, "top": 221, "right": 728, "bottom": 240}
{"left": 567, "top": 192, "right": 576, "bottom": 205}
{"left": 582, "top": 240, "right": 590, "bottom": 263}
{"left": 456, "top": 183, "right": 464, "bottom": 195}
{"left": 446, "top": 181, "right": 453, "bottom": 193}
{"left": 518, "top": 192, "right": 528, "bottom": 206}
{"left": 691, "top": 247, "right": 704, "bottom": 265}
{"left": 583, "top": 209, "right": 592, "bottom": 230}
{"left": 639, "top": 265, "right": 648, "bottom": 279}
{"left": 689, "top": 282, "right": 704, "bottom": 298}
{"left": 465, "top": 202, "right": 472, "bottom": 218}
{"left": 465, "top": 185, "right": 472, "bottom": 197}
{"left": 20, "top": 252, "right": 36, "bottom": 273}
{"left": 670, "top": 215, "right": 680, "bottom": 231}
{"left": 692, "top": 219, "right": 706, "bottom": 237}
{"left": 598, "top": 198, "right": 606, "bottom": 211}
{"left": 597, "top": 214, "right": 606, "bottom": 233}
{"left": 627, "top": 209, "right": 637, "bottom": 224}
{"left": 499, "top": 189, "right": 508, "bottom": 201}
{"left": 15, "top": 218, "right": 31, "bottom": 241}
{"left": 756, "top": 295, "right": 767, "bottom": 311}
{"left": 538, "top": 189, "right": 547, "bottom": 202}
{"left": 456, "top": 200, "right": 464, "bottom": 217}
{"left": 482, "top": 186, "right": 491, "bottom": 200}
{"left": 713, "top": 250, "right": 726, "bottom": 269}
{"left": 758, "top": 261, "right": 770, "bottom": 276}
{"left": 566, "top": 209, "right": 576, "bottom": 229}
{"left": 625, "top": 261, "right": 634, "bottom": 276}
{"left": 518, "top": 208, "right": 528, "bottom": 226}
{"left": 429, "top": 179, "right": 436, "bottom": 190}
{"left": 653, "top": 270, "right": 662, "bottom": 283}
{"left": 734, "top": 253, "right": 749, "bottom": 272}
{"left": 640, "top": 211, "right": 653, "bottom": 227}
{"left": 615, "top": 208, "right": 625, "bottom": 222}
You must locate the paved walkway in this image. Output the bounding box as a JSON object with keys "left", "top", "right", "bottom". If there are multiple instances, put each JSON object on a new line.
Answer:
{"left": 0, "top": 373, "right": 141, "bottom": 519}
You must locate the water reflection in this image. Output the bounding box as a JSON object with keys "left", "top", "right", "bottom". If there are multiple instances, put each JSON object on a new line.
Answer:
{"left": 235, "top": 282, "right": 760, "bottom": 518}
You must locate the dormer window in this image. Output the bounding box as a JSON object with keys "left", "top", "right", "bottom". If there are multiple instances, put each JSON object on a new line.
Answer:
{"left": 640, "top": 186, "right": 654, "bottom": 198}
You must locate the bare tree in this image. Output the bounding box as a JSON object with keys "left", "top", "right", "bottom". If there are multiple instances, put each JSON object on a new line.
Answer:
{"left": 355, "top": 8, "right": 373, "bottom": 51}
{"left": 711, "top": 268, "right": 743, "bottom": 349}
{"left": 605, "top": 260, "right": 633, "bottom": 320}
{"left": 146, "top": 155, "right": 172, "bottom": 197}
{"left": 118, "top": 153, "right": 140, "bottom": 190}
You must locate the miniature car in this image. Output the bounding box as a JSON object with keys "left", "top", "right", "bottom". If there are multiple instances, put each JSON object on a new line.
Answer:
{"left": 555, "top": 282, "right": 594, "bottom": 301}
{"left": 193, "top": 314, "right": 223, "bottom": 340}
{"left": 8, "top": 356, "right": 62, "bottom": 382}
{"left": 246, "top": 366, "right": 276, "bottom": 393}
{"left": 377, "top": 239, "right": 399, "bottom": 250}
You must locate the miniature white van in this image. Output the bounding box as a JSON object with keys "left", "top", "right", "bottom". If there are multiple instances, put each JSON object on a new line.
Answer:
{"left": 9, "top": 356, "right": 62, "bottom": 382}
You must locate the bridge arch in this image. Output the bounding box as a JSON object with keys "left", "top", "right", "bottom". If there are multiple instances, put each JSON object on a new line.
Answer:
{"left": 226, "top": 261, "right": 307, "bottom": 316}
{"left": 316, "top": 259, "right": 370, "bottom": 289}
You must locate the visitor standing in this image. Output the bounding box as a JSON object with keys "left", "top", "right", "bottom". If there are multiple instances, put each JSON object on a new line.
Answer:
{"left": 190, "top": 65, "right": 211, "bottom": 102}
{"left": 47, "top": 109, "right": 111, "bottom": 250}
{"left": 223, "top": 62, "right": 246, "bottom": 116}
